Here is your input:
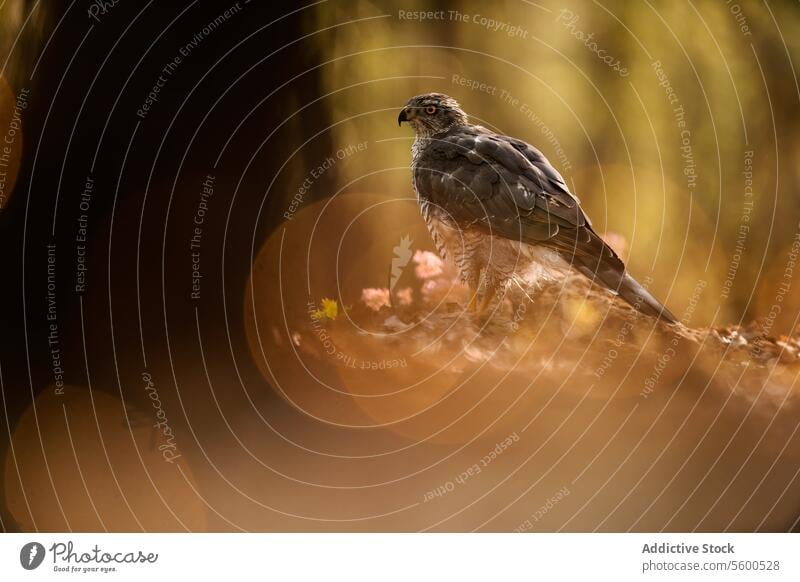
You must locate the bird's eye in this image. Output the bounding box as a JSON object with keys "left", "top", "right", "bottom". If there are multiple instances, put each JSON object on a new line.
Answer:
{"left": 425, "top": 105, "right": 437, "bottom": 115}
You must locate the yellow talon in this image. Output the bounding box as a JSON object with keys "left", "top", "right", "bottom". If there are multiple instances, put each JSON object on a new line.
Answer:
{"left": 467, "top": 284, "right": 479, "bottom": 313}
{"left": 478, "top": 285, "right": 497, "bottom": 314}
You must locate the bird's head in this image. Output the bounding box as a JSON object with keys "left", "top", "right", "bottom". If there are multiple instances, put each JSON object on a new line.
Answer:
{"left": 398, "top": 93, "right": 468, "bottom": 137}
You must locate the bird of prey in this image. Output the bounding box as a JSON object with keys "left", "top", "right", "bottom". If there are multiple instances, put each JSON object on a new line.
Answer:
{"left": 398, "top": 92, "right": 676, "bottom": 323}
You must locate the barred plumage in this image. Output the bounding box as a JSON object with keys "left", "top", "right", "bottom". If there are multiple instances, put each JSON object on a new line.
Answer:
{"left": 399, "top": 92, "right": 676, "bottom": 322}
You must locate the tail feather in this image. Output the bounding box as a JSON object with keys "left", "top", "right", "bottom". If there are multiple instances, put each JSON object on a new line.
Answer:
{"left": 565, "top": 241, "right": 677, "bottom": 324}
{"left": 618, "top": 272, "right": 677, "bottom": 323}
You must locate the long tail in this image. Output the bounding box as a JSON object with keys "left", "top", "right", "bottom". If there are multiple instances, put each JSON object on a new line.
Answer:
{"left": 563, "top": 236, "right": 677, "bottom": 323}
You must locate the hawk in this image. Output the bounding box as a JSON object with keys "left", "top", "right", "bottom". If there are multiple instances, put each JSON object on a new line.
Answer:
{"left": 398, "top": 92, "right": 676, "bottom": 323}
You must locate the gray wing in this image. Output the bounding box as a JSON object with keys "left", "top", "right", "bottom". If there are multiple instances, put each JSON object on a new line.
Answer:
{"left": 413, "top": 125, "right": 603, "bottom": 260}
{"left": 412, "top": 125, "right": 677, "bottom": 322}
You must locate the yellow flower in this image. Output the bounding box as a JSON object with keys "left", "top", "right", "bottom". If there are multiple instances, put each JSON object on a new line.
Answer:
{"left": 312, "top": 298, "right": 338, "bottom": 320}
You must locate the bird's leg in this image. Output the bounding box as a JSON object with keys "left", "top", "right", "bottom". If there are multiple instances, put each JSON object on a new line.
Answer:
{"left": 465, "top": 269, "right": 480, "bottom": 313}
{"left": 477, "top": 283, "right": 497, "bottom": 314}
{"left": 468, "top": 290, "right": 478, "bottom": 313}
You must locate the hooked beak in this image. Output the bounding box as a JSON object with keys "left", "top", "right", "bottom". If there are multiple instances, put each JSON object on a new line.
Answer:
{"left": 398, "top": 108, "right": 410, "bottom": 126}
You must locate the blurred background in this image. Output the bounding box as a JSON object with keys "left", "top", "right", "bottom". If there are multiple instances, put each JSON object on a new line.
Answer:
{"left": 1, "top": 0, "right": 799, "bottom": 532}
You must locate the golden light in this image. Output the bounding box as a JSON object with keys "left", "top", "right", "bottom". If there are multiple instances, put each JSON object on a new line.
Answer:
{"left": 4, "top": 385, "right": 206, "bottom": 531}
{"left": 244, "top": 192, "right": 536, "bottom": 444}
